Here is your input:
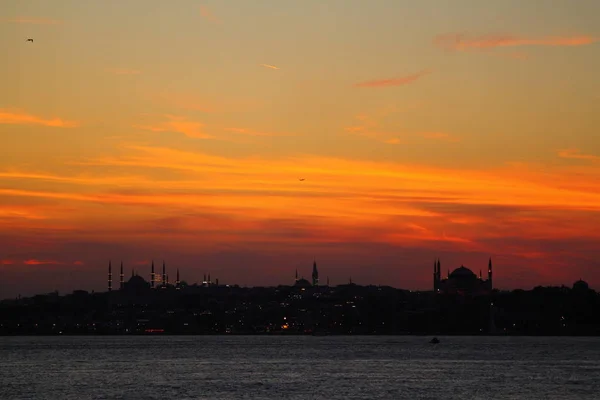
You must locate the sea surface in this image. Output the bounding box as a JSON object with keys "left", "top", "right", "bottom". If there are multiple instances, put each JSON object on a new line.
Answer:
{"left": 0, "top": 336, "right": 599, "bottom": 399}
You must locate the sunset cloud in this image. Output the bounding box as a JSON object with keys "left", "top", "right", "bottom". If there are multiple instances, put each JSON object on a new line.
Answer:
{"left": 134, "top": 115, "right": 212, "bottom": 139}
{"left": 73, "top": 261, "right": 84, "bottom": 266}
{"left": 1, "top": 260, "right": 15, "bottom": 265}
{"left": 8, "top": 17, "right": 61, "bottom": 25}
{"left": 0, "top": 109, "right": 78, "bottom": 128}
{"left": 224, "top": 127, "right": 291, "bottom": 137}
{"left": 199, "top": 5, "right": 220, "bottom": 23}
{"left": 354, "top": 70, "right": 430, "bottom": 88}
{"left": 24, "top": 259, "right": 64, "bottom": 265}
{"left": 259, "top": 64, "right": 280, "bottom": 70}
{"left": 3, "top": 143, "right": 600, "bottom": 293}
{"left": 419, "top": 132, "right": 461, "bottom": 142}
{"left": 558, "top": 149, "right": 600, "bottom": 162}
{"left": 434, "top": 33, "right": 598, "bottom": 51}
{"left": 107, "top": 68, "right": 141, "bottom": 75}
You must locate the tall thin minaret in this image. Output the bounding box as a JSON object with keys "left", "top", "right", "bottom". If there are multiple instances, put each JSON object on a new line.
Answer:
{"left": 176, "top": 268, "right": 180, "bottom": 289}
{"left": 151, "top": 260, "right": 155, "bottom": 288}
{"left": 312, "top": 259, "right": 319, "bottom": 286}
{"left": 108, "top": 260, "right": 112, "bottom": 292}
{"left": 119, "top": 262, "right": 124, "bottom": 289}
{"left": 437, "top": 259, "right": 441, "bottom": 282}
{"left": 433, "top": 259, "right": 437, "bottom": 291}
{"left": 162, "top": 261, "right": 166, "bottom": 288}
{"left": 488, "top": 257, "right": 493, "bottom": 290}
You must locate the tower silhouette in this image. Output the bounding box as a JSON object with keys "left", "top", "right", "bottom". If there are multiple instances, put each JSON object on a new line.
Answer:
{"left": 312, "top": 259, "right": 319, "bottom": 286}
{"left": 151, "top": 260, "right": 155, "bottom": 289}
{"left": 176, "top": 268, "right": 180, "bottom": 289}
{"left": 162, "top": 261, "right": 166, "bottom": 288}
{"left": 488, "top": 257, "right": 493, "bottom": 290}
{"left": 120, "top": 261, "right": 124, "bottom": 289}
{"left": 433, "top": 259, "right": 437, "bottom": 291}
{"left": 108, "top": 261, "right": 112, "bottom": 292}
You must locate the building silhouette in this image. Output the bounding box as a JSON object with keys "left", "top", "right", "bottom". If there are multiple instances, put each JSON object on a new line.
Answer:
{"left": 434, "top": 258, "right": 493, "bottom": 295}
{"left": 293, "top": 260, "right": 321, "bottom": 289}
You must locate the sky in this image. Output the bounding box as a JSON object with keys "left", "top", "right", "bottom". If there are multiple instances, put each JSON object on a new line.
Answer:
{"left": 1, "top": 0, "right": 599, "bottom": 297}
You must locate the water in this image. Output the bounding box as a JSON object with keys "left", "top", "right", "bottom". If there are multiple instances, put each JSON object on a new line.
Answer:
{"left": 0, "top": 336, "right": 599, "bottom": 399}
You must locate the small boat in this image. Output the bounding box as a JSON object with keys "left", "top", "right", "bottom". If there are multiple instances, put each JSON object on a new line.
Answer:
{"left": 430, "top": 337, "right": 440, "bottom": 344}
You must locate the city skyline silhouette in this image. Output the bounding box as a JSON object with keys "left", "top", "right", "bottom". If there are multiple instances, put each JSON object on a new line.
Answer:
{"left": 1, "top": 1, "right": 599, "bottom": 298}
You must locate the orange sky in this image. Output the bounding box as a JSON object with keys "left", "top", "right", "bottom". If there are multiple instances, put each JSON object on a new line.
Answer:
{"left": 1, "top": 1, "right": 599, "bottom": 297}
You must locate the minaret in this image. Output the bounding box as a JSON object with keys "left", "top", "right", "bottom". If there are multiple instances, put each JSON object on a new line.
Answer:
{"left": 176, "top": 268, "right": 180, "bottom": 289}
{"left": 295, "top": 269, "right": 298, "bottom": 283}
{"left": 437, "top": 259, "right": 441, "bottom": 282}
{"left": 108, "top": 260, "right": 112, "bottom": 292}
{"left": 120, "top": 261, "right": 124, "bottom": 289}
{"left": 433, "top": 259, "right": 437, "bottom": 291}
{"left": 203, "top": 273, "right": 207, "bottom": 286}
{"left": 488, "top": 257, "right": 493, "bottom": 290}
{"left": 162, "top": 261, "right": 166, "bottom": 288}
{"left": 151, "top": 260, "right": 155, "bottom": 289}
{"left": 208, "top": 273, "right": 211, "bottom": 285}
{"left": 312, "top": 259, "right": 319, "bottom": 286}
{"left": 479, "top": 269, "right": 482, "bottom": 280}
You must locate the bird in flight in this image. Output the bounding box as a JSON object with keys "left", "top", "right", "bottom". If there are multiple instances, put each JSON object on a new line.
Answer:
{"left": 26, "top": 39, "right": 33, "bottom": 42}
{"left": 298, "top": 178, "right": 305, "bottom": 181}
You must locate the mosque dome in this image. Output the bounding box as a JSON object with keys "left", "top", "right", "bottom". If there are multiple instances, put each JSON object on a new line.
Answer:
{"left": 124, "top": 275, "right": 150, "bottom": 291}
{"left": 449, "top": 266, "right": 477, "bottom": 280}
{"left": 294, "top": 278, "right": 312, "bottom": 288}
{"left": 573, "top": 279, "right": 589, "bottom": 291}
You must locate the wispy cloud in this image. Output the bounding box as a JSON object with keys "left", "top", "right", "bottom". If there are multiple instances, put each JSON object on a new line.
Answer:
{"left": 0, "top": 109, "right": 78, "bottom": 128}
{"left": 199, "top": 5, "right": 220, "bottom": 23}
{"left": 434, "top": 33, "right": 598, "bottom": 51}
{"left": 73, "top": 261, "right": 84, "bottom": 266}
{"left": 107, "top": 68, "right": 141, "bottom": 75}
{"left": 259, "top": 64, "right": 280, "bottom": 70}
{"left": 3, "top": 142, "right": 600, "bottom": 291}
{"left": 420, "top": 132, "right": 461, "bottom": 142}
{"left": 354, "top": 70, "right": 430, "bottom": 88}
{"left": 344, "top": 114, "right": 401, "bottom": 144}
{"left": 224, "top": 127, "right": 291, "bottom": 137}
{"left": 24, "top": 259, "right": 63, "bottom": 265}
{"left": 8, "top": 17, "right": 61, "bottom": 25}
{"left": 558, "top": 149, "right": 600, "bottom": 162}
{"left": 1, "top": 260, "right": 15, "bottom": 265}
{"left": 385, "top": 138, "right": 402, "bottom": 145}
{"left": 134, "top": 115, "right": 212, "bottom": 139}
{"left": 344, "top": 114, "right": 457, "bottom": 144}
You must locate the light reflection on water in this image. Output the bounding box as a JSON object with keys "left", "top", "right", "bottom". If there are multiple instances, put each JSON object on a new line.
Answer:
{"left": 1, "top": 336, "right": 599, "bottom": 399}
